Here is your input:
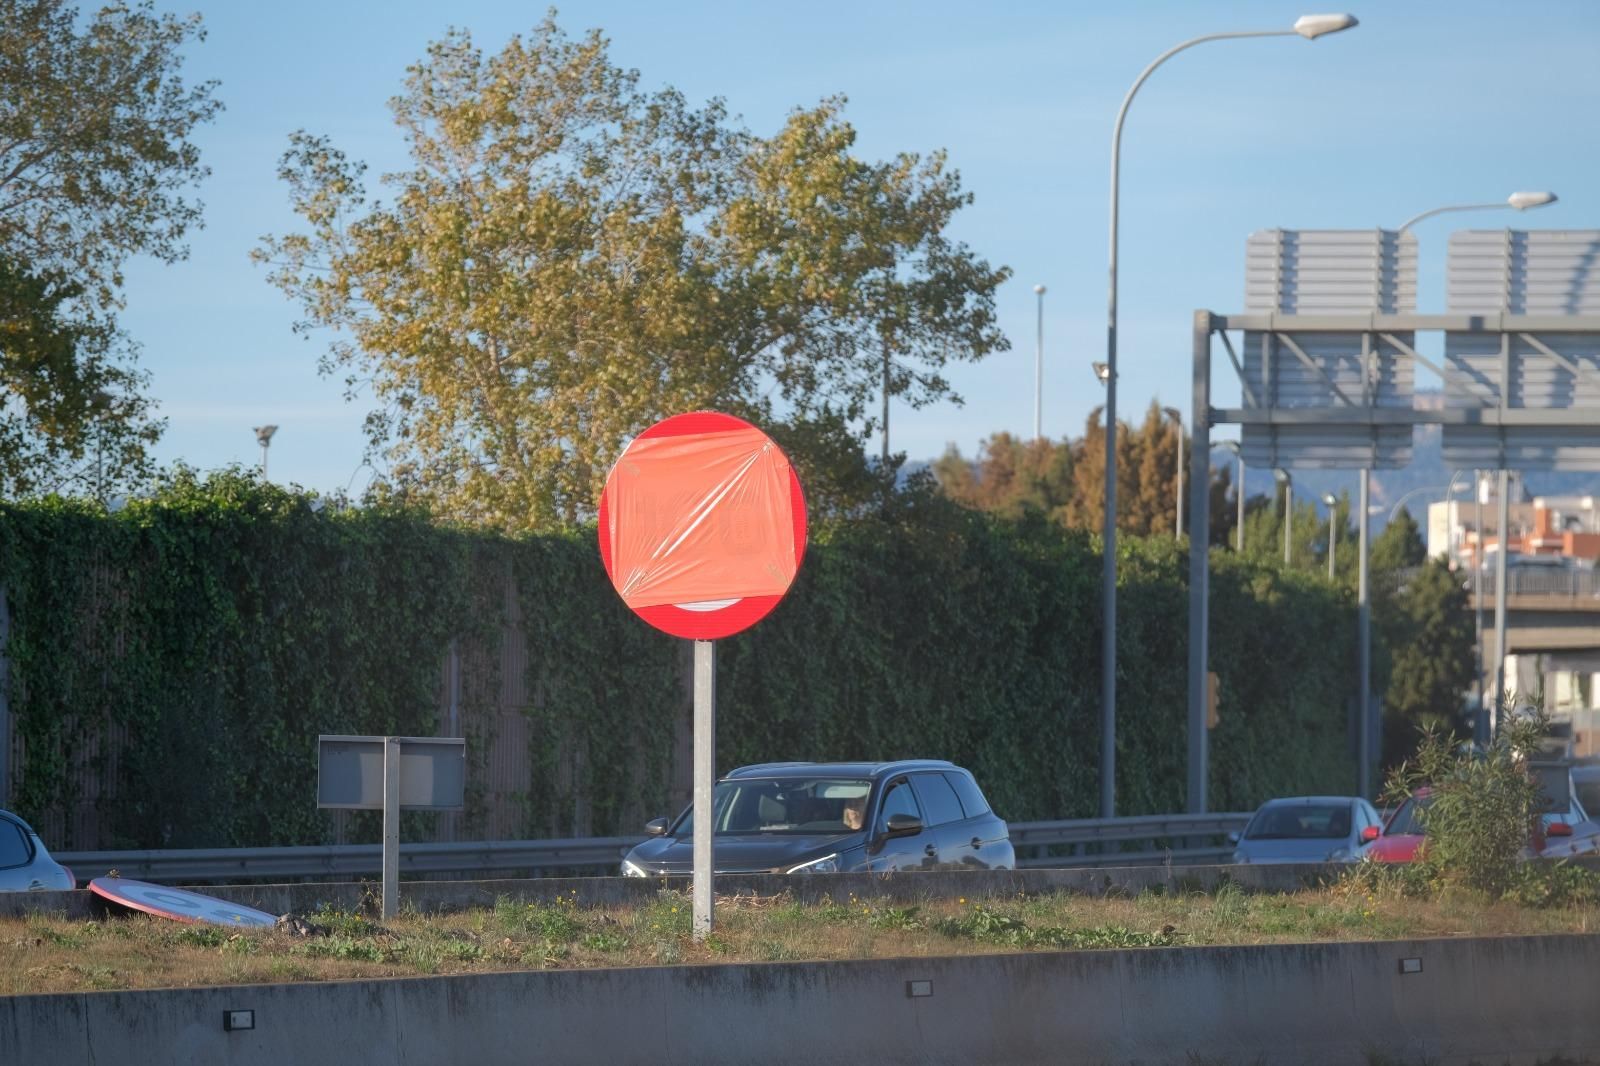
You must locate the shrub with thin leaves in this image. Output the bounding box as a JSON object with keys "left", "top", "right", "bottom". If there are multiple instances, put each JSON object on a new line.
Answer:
{"left": 1381, "top": 702, "right": 1548, "bottom": 897}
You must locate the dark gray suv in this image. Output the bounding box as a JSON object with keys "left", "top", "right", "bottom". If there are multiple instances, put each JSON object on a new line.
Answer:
{"left": 620, "top": 760, "right": 1013, "bottom": 876}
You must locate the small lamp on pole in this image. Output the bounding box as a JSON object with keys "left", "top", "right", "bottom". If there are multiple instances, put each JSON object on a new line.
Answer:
{"left": 1033, "top": 285, "right": 1047, "bottom": 440}
{"left": 1322, "top": 492, "right": 1339, "bottom": 580}
{"left": 254, "top": 424, "right": 278, "bottom": 480}
{"left": 1162, "top": 406, "right": 1184, "bottom": 538}
{"left": 1275, "top": 469, "right": 1293, "bottom": 566}
{"left": 1217, "top": 440, "right": 1245, "bottom": 552}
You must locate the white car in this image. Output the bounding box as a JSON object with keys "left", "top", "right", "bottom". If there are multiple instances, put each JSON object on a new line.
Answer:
{"left": 0, "top": 809, "right": 75, "bottom": 891}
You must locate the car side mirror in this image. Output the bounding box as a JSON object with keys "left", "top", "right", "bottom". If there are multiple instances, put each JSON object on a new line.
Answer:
{"left": 1360, "top": 825, "right": 1380, "bottom": 844}
{"left": 645, "top": 817, "right": 669, "bottom": 837}
{"left": 1549, "top": 822, "right": 1573, "bottom": 838}
{"left": 884, "top": 813, "right": 922, "bottom": 838}
{"left": 1226, "top": 830, "right": 1241, "bottom": 846}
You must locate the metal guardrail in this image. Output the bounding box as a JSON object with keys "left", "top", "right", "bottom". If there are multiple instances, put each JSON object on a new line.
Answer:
{"left": 1396, "top": 564, "right": 1600, "bottom": 601}
{"left": 57, "top": 838, "right": 640, "bottom": 883}
{"left": 1486, "top": 566, "right": 1600, "bottom": 600}
{"left": 1009, "top": 812, "right": 1251, "bottom": 869}
{"left": 57, "top": 813, "right": 1255, "bottom": 884}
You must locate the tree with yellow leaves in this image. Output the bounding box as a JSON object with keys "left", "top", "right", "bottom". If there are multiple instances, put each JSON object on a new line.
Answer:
{"left": 256, "top": 16, "right": 1007, "bottom": 530}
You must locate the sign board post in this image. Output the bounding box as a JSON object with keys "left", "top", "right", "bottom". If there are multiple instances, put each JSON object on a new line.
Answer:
{"left": 692, "top": 640, "right": 715, "bottom": 939}
{"left": 599, "top": 412, "right": 806, "bottom": 940}
{"left": 317, "top": 735, "right": 465, "bottom": 919}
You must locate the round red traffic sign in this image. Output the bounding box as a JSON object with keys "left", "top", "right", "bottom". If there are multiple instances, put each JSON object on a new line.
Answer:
{"left": 598, "top": 411, "right": 806, "bottom": 640}
{"left": 89, "top": 877, "right": 279, "bottom": 927}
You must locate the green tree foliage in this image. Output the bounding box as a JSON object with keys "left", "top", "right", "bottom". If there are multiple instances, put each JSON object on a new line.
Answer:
{"left": 1376, "top": 557, "right": 1475, "bottom": 761}
{"left": 0, "top": 476, "right": 1358, "bottom": 845}
{"left": 1371, "top": 507, "right": 1428, "bottom": 571}
{"left": 1238, "top": 485, "right": 1334, "bottom": 570}
{"left": 0, "top": 0, "right": 220, "bottom": 496}
{"left": 256, "top": 15, "right": 1007, "bottom": 531}
{"left": 940, "top": 419, "right": 1476, "bottom": 778}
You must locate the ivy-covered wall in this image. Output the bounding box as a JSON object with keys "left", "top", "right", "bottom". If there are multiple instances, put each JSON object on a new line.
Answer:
{"left": 0, "top": 474, "right": 1357, "bottom": 849}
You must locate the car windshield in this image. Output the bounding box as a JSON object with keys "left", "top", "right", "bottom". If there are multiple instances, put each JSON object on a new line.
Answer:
{"left": 1385, "top": 795, "right": 1432, "bottom": 836}
{"left": 1244, "top": 803, "right": 1352, "bottom": 840}
{"left": 673, "top": 777, "right": 873, "bottom": 836}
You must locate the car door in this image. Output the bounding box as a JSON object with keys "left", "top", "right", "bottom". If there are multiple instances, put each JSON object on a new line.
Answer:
{"left": 910, "top": 772, "right": 969, "bottom": 869}
{"left": 868, "top": 776, "right": 930, "bottom": 871}
{"left": 945, "top": 770, "right": 1011, "bottom": 868}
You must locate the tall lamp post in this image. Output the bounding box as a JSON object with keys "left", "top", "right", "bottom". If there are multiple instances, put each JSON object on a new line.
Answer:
{"left": 1322, "top": 493, "right": 1339, "bottom": 580}
{"left": 1100, "top": 13, "right": 1357, "bottom": 817}
{"left": 1275, "top": 469, "right": 1293, "bottom": 566}
{"left": 1217, "top": 440, "right": 1245, "bottom": 551}
{"left": 254, "top": 424, "right": 278, "bottom": 479}
{"left": 1163, "top": 406, "right": 1184, "bottom": 537}
{"left": 1033, "top": 285, "right": 1047, "bottom": 439}
{"left": 1375, "top": 193, "right": 1558, "bottom": 751}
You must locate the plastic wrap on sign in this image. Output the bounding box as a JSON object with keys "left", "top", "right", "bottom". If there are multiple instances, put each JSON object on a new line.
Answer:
{"left": 608, "top": 423, "right": 796, "bottom": 609}
{"left": 599, "top": 412, "right": 807, "bottom": 641}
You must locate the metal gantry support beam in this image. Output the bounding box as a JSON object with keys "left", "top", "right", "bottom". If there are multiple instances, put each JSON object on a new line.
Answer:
{"left": 1188, "top": 309, "right": 1600, "bottom": 811}
{"left": 1187, "top": 313, "right": 1213, "bottom": 815}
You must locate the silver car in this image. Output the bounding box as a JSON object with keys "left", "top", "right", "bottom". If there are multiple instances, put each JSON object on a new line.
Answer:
{"left": 0, "top": 809, "right": 75, "bottom": 891}
{"left": 1230, "top": 796, "right": 1384, "bottom": 865}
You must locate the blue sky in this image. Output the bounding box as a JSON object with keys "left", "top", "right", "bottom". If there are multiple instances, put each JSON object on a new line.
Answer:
{"left": 114, "top": 1, "right": 1600, "bottom": 497}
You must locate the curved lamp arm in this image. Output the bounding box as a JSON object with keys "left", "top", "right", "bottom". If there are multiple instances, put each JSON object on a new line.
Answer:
{"left": 1397, "top": 192, "right": 1559, "bottom": 233}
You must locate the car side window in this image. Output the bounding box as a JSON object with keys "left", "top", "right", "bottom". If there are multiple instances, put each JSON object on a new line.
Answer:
{"left": 944, "top": 772, "right": 992, "bottom": 818}
{"left": 911, "top": 773, "right": 965, "bottom": 827}
{"left": 0, "top": 821, "right": 31, "bottom": 869}
{"left": 878, "top": 778, "right": 922, "bottom": 831}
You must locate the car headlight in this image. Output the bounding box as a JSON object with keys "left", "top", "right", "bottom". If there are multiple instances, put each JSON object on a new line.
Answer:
{"left": 786, "top": 853, "right": 840, "bottom": 874}
{"left": 1231, "top": 851, "right": 1247, "bottom": 864}
{"left": 620, "top": 859, "right": 648, "bottom": 878}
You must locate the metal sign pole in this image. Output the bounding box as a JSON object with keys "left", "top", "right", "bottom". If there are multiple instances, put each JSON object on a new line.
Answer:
{"left": 382, "top": 736, "right": 400, "bottom": 920}
{"left": 692, "top": 640, "right": 716, "bottom": 940}
{"left": 1186, "top": 311, "right": 1212, "bottom": 814}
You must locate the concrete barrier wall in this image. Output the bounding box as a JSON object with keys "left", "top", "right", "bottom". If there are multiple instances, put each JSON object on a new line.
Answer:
{"left": 5, "top": 933, "right": 1600, "bottom": 1065}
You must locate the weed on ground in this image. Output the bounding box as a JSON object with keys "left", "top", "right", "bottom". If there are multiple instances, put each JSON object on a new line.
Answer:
{"left": 4, "top": 879, "right": 1600, "bottom": 995}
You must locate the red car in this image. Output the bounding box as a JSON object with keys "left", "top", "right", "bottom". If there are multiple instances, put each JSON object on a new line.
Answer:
{"left": 1368, "top": 786, "right": 1589, "bottom": 863}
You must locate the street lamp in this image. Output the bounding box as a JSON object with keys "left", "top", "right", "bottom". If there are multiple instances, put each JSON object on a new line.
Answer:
{"left": 254, "top": 424, "right": 278, "bottom": 479}
{"left": 1322, "top": 493, "right": 1338, "bottom": 580}
{"left": 1397, "top": 191, "right": 1559, "bottom": 233}
{"left": 1217, "top": 440, "right": 1245, "bottom": 551}
{"left": 1385, "top": 478, "right": 1472, "bottom": 526}
{"left": 1100, "top": 13, "right": 1357, "bottom": 818}
{"left": 1033, "top": 285, "right": 1047, "bottom": 439}
{"left": 1354, "top": 179, "right": 1555, "bottom": 785}
{"left": 1163, "top": 406, "right": 1184, "bottom": 538}
{"left": 1275, "top": 469, "right": 1293, "bottom": 566}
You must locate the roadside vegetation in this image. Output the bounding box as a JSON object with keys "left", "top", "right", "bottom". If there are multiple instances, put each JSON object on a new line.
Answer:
{"left": 7, "top": 878, "right": 1600, "bottom": 996}
{"left": 1369, "top": 702, "right": 1600, "bottom": 905}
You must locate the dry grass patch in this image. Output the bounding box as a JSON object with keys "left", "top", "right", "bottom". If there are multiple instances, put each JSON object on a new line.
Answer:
{"left": 5, "top": 879, "right": 1600, "bottom": 996}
